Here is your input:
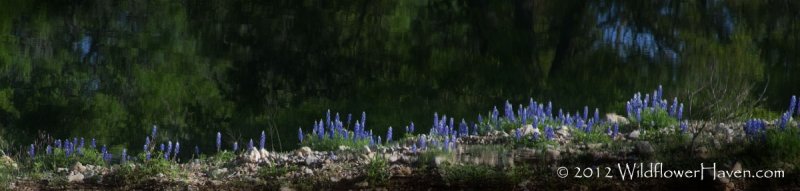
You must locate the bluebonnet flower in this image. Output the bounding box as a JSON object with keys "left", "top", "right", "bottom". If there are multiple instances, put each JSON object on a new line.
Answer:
{"left": 151, "top": 125, "right": 158, "bottom": 139}
{"left": 515, "top": 128, "right": 521, "bottom": 141}
{"left": 779, "top": 112, "right": 790, "bottom": 130}
{"left": 46, "top": 145, "right": 52, "bottom": 155}
{"left": 122, "top": 149, "right": 127, "bottom": 164}
{"left": 418, "top": 136, "right": 426, "bottom": 149}
{"left": 65, "top": 141, "right": 72, "bottom": 157}
{"left": 377, "top": 136, "right": 382, "bottom": 146}
{"left": 174, "top": 141, "right": 180, "bottom": 157}
{"left": 545, "top": 126, "right": 555, "bottom": 140}
{"left": 91, "top": 138, "right": 96, "bottom": 149}
{"left": 612, "top": 123, "right": 619, "bottom": 138}
{"left": 636, "top": 108, "right": 642, "bottom": 122}
{"left": 477, "top": 114, "right": 483, "bottom": 124}
{"left": 677, "top": 104, "right": 684, "bottom": 121}
{"left": 233, "top": 142, "right": 238, "bottom": 152}
{"left": 101, "top": 145, "right": 108, "bottom": 161}
{"left": 77, "top": 147, "right": 83, "bottom": 156}
{"left": 260, "top": 131, "right": 266, "bottom": 150}
{"left": 80, "top": 138, "right": 85, "bottom": 148}
{"left": 546, "top": 101, "right": 553, "bottom": 117}
{"left": 387, "top": 127, "right": 393, "bottom": 144}
{"left": 532, "top": 132, "right": 540, "bottom": 141}
{"left": 491, "top": 106, "right": 499, "bottom": 122}
{"left": 325, "top": 110, "right": 331, "bottom": 130}
{"left": 594, "top": 108, "right": 600, "bottom": 124}
{"left": 28, "top": 144, "right": 35, "bottom": 159}
{"left": 144, "top": 136, "right": 150, "bottom": 151}
{"left": 586, "top": 120, "right": 594, "bottom": 133}
{"left": 369, "top": 136, "right": 375, "bottom": 146}
{"left": 744, "top": 119, "right": 767, "bottom": 140}
{"left": 216, "top": 132, "right": 222, "bottom": 152}
{"left": 459, "top": 119, "right": 468, "bottom": 137}
{"left": 583, "top": 106, "right": 589, "bottom": 120}
{"left": 167, "top": 141, "right": 173, "bottom": 158}
{"left": 195, "top": 145, "right": 200, "bottom": 157}
{"left": 505, "top": 100, "right": 515, "bottom": 122}
{"left": 104, "top": 153, "right": 112, "bottom": 163}
{"left": 410, "top": 122, "right": 415, "bottom": 134}
{"left": 248, "top": 139, "right": 254, "bottom": 151}
{"left": 790, "top": 96, "right": 797, "bottom": 116}
{"left": 472, "top": 124, "right": 479, "bottom": 136}
{"left": 361, "top": 111, "right": 367, "bottom": 128}
{"left": 680, "top": 121, "right": 688, "bottom": 134}
{"left": 443, "top": 138, "right": 450, "bottom": 151}
{"left": 160, "top": 143, "right": 165, "bottom": 152}
{"left": 347, "top": 113, "right": 352, "bottom": 127}
{"left": 55, "top": 139, "right": 62, "bottom": 148}
{"left": 298, "top": 128, "right": 304, "bottom": 143}
{"left": 411, "top": 144, "right": 418, "bottom": 153}
{"left": 146, "top": 151, "right": 151, "bottom": 161}
{"left": 73, "top": 138, "right": 78, "bottom": 148}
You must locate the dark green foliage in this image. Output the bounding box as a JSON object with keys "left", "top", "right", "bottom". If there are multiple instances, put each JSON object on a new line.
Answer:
{"left": 438, "top": 164, "right": 510, "bottom": 187}
{"left": 763, "top": 128, "right": 800, "bottom": 168}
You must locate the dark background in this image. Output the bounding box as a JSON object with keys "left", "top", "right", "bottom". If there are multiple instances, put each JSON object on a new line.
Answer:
{"left": 0, "top": 0, "right": 798, "bottom": 153}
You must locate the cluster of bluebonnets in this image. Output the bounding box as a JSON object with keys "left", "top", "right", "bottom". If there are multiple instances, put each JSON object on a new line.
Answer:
{"left": 743, "top": 95, "right": 800, "bottom": 141}
{"left": 18, "top": 86, "right": 799, "bottom": 167}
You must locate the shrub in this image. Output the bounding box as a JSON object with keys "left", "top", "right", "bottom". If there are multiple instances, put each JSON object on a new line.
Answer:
{"left": 364, "top": 156, "right": 390, "bottom": 186}
{"left": 438, "top": 163, "right": 508, "bottom": 187}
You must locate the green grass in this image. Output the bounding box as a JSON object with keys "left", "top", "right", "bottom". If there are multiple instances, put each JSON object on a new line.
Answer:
{"left": 763, "top": 128, "right": 800, "bottom": 169}
{"left": 300, "top": 132, "right": 370, "bottom": 151}
{"left": 29, "top": 148, "right": 105, "bottom": 173}
{"left": 364, "top": 155, "right": 390, "bottom": 186}
{"left": 0, "top": 158, "right": 14, "bottom": 189}
{"left": 111, "top": 151, "right": 183, "bottom": 185}
{"left": 633, "top": 109, "right": 679, "bottom": 130}
{"left": 258, "top": 165, "right": 297, "bottom": 179}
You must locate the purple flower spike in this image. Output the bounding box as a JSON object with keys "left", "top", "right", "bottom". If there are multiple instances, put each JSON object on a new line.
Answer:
{"left": 386, "top": 127, "right": 393, "bottom": 144}
{"left": 151, "top": 125, "right": 158, "bottom": 139}
{"left": 260, "top": 131, "right": 266, "bottom": 150}
{"left": 28, "top": 144, "right": 35, "bottom": 159}
{"left": 248, "top": 139, "right": 254, "bottom": 151}
{"left": 216, "top": 132, "right": 222, "bottom": 152}
{"left": 298, "top": 128, "right": 304, "bottom": 143}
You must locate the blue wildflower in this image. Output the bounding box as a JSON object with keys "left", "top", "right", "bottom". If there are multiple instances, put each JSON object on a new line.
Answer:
{"left": 122, "top": 149, "right": 127, "bottom": 164}
{"left": 248, "top": 139, "right": 254, "bottom": 151}
{"left": 160, "top": 143, "right": 165, "bottom": 152}
{"left": 411, "top": 144, "right": 417, "bottom": 153}
{"left": 146, "top": 151, "right": 151, "bottom": 161}
{"left": 298, "top": 128, "right": 304, "bottom": 143}
{"left": 594, "top": 108, "right": 600, "bottom": 124}
{"left": 260, "top": 131, "right": 266, "bottom": 150}
{"left": 55, "top": 139, "right": 62, "bottom": 148}
{"left": 216, "top": 132, "right": 222, "bottom": 152}
{"left": 233, "top": 142, "right": 238, "bottom": 152}
{"left": 677, "top": 104, "right": 684, "bottom": 121}
{"left": 91, "top": 138, "right": 96, "bottom": 149}
{"left": 46, "top": 145, "right": 52, "bottom": 155}
{"left": 790, "top": 96, "right": 797, "bottom": 116}
{"left": 410, "top": 122, "right": 415, "bottom": 134}
{"left": 515, "top": 128, "right": 521, "bottom": 141}
{"left": 151, "top": 125, "right": 158, "bottom": 139}
{"left": 505, "top": 100, "right": 515, "bottom": 122}
{"left": 174, "top": 141, "right": 180, "bottom": 157}
{"left": 28, "top": 144, "right": 35, "bottom": 159}
{"left": 612, "top": 123, "right": 619, "bottom": 138}
{"left": 387, "top": 127, "right": 393, "bottom": 144}
{"left": 680, "top": 121, "right": 688, "bottom": 134}
{"left": 583, "top": 106, "right": 589, "bottom": 120}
